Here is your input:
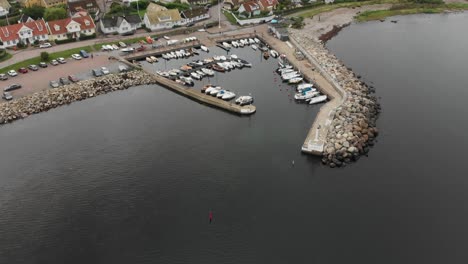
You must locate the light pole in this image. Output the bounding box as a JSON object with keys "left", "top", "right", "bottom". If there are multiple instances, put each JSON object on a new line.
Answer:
{"left": 218, "top": 0, "right": 221, "bottom": 29}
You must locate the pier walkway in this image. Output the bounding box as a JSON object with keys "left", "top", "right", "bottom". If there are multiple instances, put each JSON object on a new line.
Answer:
{"left": 255, "top": 25, "right": 346, "bottom": 155}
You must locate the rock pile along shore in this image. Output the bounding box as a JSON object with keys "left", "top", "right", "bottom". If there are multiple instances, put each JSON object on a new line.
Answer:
{"left": 0, "top": 70, "right": 159, "bottom": 125}
{"left": 292, "top": 33, "right": 381, "bottom": 168}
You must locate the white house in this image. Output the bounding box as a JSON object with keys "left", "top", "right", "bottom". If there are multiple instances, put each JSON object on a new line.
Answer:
{"left": 238, "top": 1, "right": 261, "bottom": 17}
{"left": 180, "top": 7, "right": 210, "bottom": 24}
{"left": 0, "top": 0, "right": 10, "bottom": 17}
{"left": 100, "top": 15, "right": 142, "bottom": 35}
{"left": 0, "top": 19, "right": 48, "bottom": 48}
{"left": 144, "top": 3, "right": 187, "bottom": 31}
{"left": 46, "top": 14, "right": 96, "bottom": 41}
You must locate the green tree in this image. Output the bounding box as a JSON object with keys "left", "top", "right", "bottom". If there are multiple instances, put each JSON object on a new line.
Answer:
{"left": 301, "top": 0, "right": 310, "bottom": 5}
{"left": 41, "top": 51, "right": 49, "bottom": 61}
{"left": 130, "top": 0, "right": 149, "bottom": 10}
{"left": 44, "top": 7, "right": 68, "bottom": 21}
{"left": 23, "top": 5, "right": 46, "bottom": 19}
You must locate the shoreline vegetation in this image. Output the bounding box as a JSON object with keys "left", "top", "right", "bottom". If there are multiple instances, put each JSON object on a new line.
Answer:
{"left": 287, "top": 0, "right": 468, "bottom": 22}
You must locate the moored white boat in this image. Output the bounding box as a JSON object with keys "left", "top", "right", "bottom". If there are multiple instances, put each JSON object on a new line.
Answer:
{"left": 297, "top": 83, "right": 313, "bottom": 92}
{"left": 201, "top": 45, "right": 209, "bottom": 52}
{"left": 289, "top": 77, "right": 303, "bottom": 84}
{"left": 222, "top": 42, "right": 232, "bottom": 48}
{"left": 251, "top": 44, "right": 257, "bottom": 50}
{"left": 309, "top": 95, "right": 327, "bottom": 104}
{"left": 222, "top": 91, "right": 236, "bottom": 100}
{"left": 150, "top": 56, "right": 158, "bottom": 62}
{"left": 294, "top": 91, "right": 319, "bottom": 100}
{"left": 248, "top": 38, "right": 255, "bottom": 44}
{"left": 235, "top": 95, "right": 254, "bottom": 105}
{"left": 146, "top": 57, "right": 153, "bottom": 63}
{"left": 210, "top": 87, "right": 221, "bottom": 96}
{"left": 201, "top": 68, "right": 215, "bottom": 76}
{"left": 216, "top": 90, "right": 226, "bottom": 98}
{"left": 254, "top": 38, "right": 260, "bottom": 44}
{"left": 191, "top": 72, "right": 202, "bottom": 80}
{"left": 230, "top": 54, "right": 238, "bottom": 59}
{"left": 270, "top": 50, "right": 279, "bottom": 58}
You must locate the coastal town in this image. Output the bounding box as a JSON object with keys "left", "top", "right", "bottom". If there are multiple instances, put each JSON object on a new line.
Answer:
{"left": 1, "top": 0, "right": 465, "bottom": 167}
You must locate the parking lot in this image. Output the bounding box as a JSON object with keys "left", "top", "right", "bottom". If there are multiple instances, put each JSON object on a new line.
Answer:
{"left": 1, "top": 54, "right": 120, "bottom": 100}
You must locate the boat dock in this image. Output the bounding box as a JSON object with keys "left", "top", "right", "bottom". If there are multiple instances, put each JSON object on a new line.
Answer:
{"left": 123, "top": 42, "right": 202, "bottom": 61}
{"left": 119, "top": 59, "right": 256, "bottom": 115}
{"left": 253, "top": 26, "right": 346, "bottom": 156}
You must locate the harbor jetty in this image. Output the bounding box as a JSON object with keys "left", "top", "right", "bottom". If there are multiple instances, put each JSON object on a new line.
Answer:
{"left": 0, "top": 71, "right": 158, "bottom": 124}
{"left": 290, "top": 31, "right": 380, "bottom": 167}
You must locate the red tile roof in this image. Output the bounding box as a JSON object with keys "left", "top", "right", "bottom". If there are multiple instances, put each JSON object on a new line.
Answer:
{"left": 47, "top": 14, "right": 95, "bottom": 35}
{"left": 0, "top": 19, "right": 47, "bottom": 42}
{"left": 259, "top": 0, "right": 278, "bottom": 8}
{"left": 242, "top": 1, "right": 260, "bottom": 13}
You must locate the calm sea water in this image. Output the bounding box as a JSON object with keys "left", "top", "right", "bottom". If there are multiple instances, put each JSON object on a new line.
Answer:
{"left": 1, "top": 13, "right": 468, "bottom": 263}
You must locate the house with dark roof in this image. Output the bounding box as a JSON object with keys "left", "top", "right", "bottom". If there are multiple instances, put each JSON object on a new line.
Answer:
{"left": 0, "top": 19, "right": 48, "bottom": 48}
{"left": 180, "top": 7, "right": 210, "bottom": 23}
{"left": 46, "top": 14, "right": 96, "bottom": 41}
{"left": 67, "top": 0, "right": 100, "bottom": 16}
{"left": 238, "top": 1, "right": 260, "bottom": 17}
{"left": 100, "top": 15, "right": 142, "bottom": 35}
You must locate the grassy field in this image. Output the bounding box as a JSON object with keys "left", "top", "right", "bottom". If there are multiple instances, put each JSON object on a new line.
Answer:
{"left": 0, "top": 46, "right": 93, "bottom": 74}
{"left": 356, "top": 2, "right": 468, "bottom": 21}
{"left": 293, "top": 0, "right": 398, "bottom": 18}
{"left": 0, "top": 52, "right": 12, "bottom": 63}
{"left": 223, "top": 11, "right": 238, "bottom": 25}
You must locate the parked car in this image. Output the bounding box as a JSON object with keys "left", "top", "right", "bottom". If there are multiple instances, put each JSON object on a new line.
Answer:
{"left": 0, "top": 74, "right": 8, "bottom": 80}
{"left": 71, "top": 54, "right": 82, "bottom": 60}
{"left": 4, "top": 83, "right": 22, "bottom": 91}
{"left": 119, "top": 42, "right": 127, "bottom": 48}
{"left": 68, "top": 75, "right": 79, "bottom": 82}
{"left": 79, "top": 50, "right": 89, "bottom": 58}
{"left": 136, "top": 46, "right": 146, "bottom": 52}
{"left": 7, "top": 70, "right": 18, "bottom": 77}
{"left": 186, "top": 22, "right": 195, "bottom": 27}
{"left": 2, "top": 92, "right": 13, "bottom": 100}
{"left": 92, "top": 69, "right": 103, "bottom": 77}
{"left": 39, "top": 42, "right": 52, "bottom": 48}
{"left": 101, "top": 67, "right": 110, "bottom": 75}
{"left": 39, "top": 62, "right": 48, "bottom": 68}
{"left": 57, "top": 57, "right": 66, "bottom": 64}
{"left": 49, "top": 80, "right": 60, "bottom": 88}
{"left": 51, "top": 60, "right": 59, "bottom": 66}
{"left": 28, "top": 64, "right": 39, "bottom": 71}
{"left": 18, "top": 67, "right": 28, "bottom": 74}
{"left": 59, "top": 77, "right": 70, "bottom": 85}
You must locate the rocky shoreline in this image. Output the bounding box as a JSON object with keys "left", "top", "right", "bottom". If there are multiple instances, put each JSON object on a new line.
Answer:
{"left": 291, "top": 33, "right": 381, "bottom": 168}
{"left": 0, "top": 70, "right": 158, "bottom": 125}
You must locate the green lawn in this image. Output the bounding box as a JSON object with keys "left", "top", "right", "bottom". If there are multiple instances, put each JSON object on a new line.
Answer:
{"left": 291, "top": 0, "right": 393, "bottom": 18}
{"left": 0, "top": 46, "right": 93, "bottom": 74}
{"left": 0, "top": 52, "right": 12, "bottom": 63}
{"left": 223, "top": 11, "right": 238, "bottom": 25}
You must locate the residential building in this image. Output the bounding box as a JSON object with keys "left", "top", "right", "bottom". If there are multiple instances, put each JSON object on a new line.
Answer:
{"left": 268, "top": 23, "right": 288, "bottom": 41}
{"left": 238, "top": 1, "right": 261, "bottom": 17}
{"left": 0, "top": 0, "right": 10, "bottom": 17}
{"left": 100, "top": 15, "right": 142, "bottom": 35}
{"left": 223, "top": 0, "right": 241, "bottom": 10}
{"left": 67, "top": 0, "right": 100, "bottom": 16}
{"left": 144, "top": 3, "right": 186, "bottom": 31}
{"left": 23, "top": 0, "right": 67, "bottom": 8}
{"left": 258, "top": 0, "right": 278, "bottom": 12}
{"left": 180, "top": 7, "right": 210, "bottom": 23}
{"left": 0, "top": 19, "right": 49, "bottom": 48}
{"left": 46, "top": 14, "right": 96, "bottom": 41}
{"left": 182, "top": 0, "right": 210, "bottom": 6}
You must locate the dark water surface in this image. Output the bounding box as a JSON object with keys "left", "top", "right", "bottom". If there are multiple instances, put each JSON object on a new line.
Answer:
{"left": 1, "top": 13, "right": 468, "bottom": 263}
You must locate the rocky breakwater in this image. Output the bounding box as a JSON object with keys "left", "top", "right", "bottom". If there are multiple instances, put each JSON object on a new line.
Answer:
{"left": 292, "top": 32, "right": 381, "bottom": 168}
{"left": 0, "top": 70, "right": 158, "bottom": 125}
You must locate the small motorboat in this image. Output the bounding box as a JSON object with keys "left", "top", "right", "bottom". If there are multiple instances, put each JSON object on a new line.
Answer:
{"left": 270, "top": 50, "right": 279, "bottom": 58}
{"left": 150, "top": 56, "right": 158, "bottom": 62}
{"left": 254, "top": 38, "right": 260, "bottom": 44}
{"left": 191, "top": 72, "right": 202, "bottom": 80}
{"left": 164, "top": 35, "right": 170, "bottom": 40}
{"left": 219, "top": 55, "right": 227, "bottom": 61}
{"left": 248, "top": 38, "right": 255, "bottom": 44}
{"left": 146, "top": 57, "right": 153, "bottom": 63}
{"left": 196, "top": 70, "right": 205, "bottom": 76}
{"left": 201, "top": 45, "right": 209, "bottom": 52}
{"left": 230, "top": 54, "right": 238, "bottom": 59}
{"left": 212, "top": 64, "right": 225, "bottom": 72}
{"left": 294, "top": 91, "right": 319, "bottom": 100}
{"left": 180, "top": 65, "right": 192, "bottom": 71}
{"left": 263, "top": 51, "right": 270, "bottom": 59}
{"left": 222, "top": 42, "right": 232, "bottom": 48}
{"left": 289, "top": 77, "right": 303, "bottom": 84}
{"left": 239, "top": 40, "right": 245, "bottom": 47}
{"left": 202, "top": 84, "right": 213, "bottom": 93}
{"left": 191, "top": 48, "right": 199, "bottom": 55}
{"left": 282, "top": 73, "right": 300, "bottom": 80}
{"left": 309, "top": 95, "right": 328, "bottom": 105}
{"left": 216, "top": 90, "right": 226, "bottom": 98}
{"left": 202, "top": 68, "right": 215, "bottom": 76}
{"left": 279, "top": 68, "right": 295, "bottom": 75}
{"left": 231, "top": 41, "right": 239, "bottom": 48}
{"left": 251, "top": 45, "right": 257, "bottom": 50}
{"left": 238, "top": 59, "right": 252, "bottom": 67}
{"left": 222, "top": 91, "right": 236, "bottom": 100}
{"left": 210, "top": 87, "right": 221, "bottom": 96}
{"left": 235, "top": 95, "right": 254, "bottom": 105}
{"left": 297, "top": 83, "right": 313, "bottom": 92}
{"left": 180, "top": 76, "right": 194, "bottom": 86}
{"left": 277, "top": 65, "right": 293, "bottom": 72}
